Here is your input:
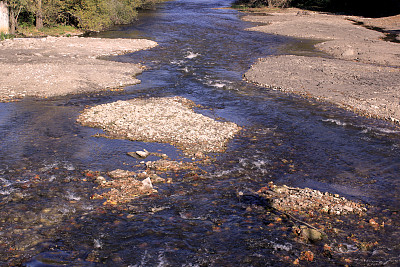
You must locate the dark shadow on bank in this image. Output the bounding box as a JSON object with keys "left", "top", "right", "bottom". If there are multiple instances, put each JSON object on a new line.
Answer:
{"left": 233, "top": 0, "right": 400, "bottom": 18}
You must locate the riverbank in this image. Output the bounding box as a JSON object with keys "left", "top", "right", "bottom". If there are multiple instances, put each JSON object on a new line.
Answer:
{"left": 0, "top": 36, "right": 157, "bottom": 102}
{"left": 243, "top": 9, "right": 400, "bottom": 123}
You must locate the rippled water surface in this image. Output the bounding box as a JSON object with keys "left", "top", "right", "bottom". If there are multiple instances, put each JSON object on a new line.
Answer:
{"left": 0, "top": 0, "right": 399, "bottom": 266}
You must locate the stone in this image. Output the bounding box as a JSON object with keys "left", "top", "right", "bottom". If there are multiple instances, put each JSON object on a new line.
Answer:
{"left": 78, "top": 97, "right": 241, "bottom": 157}
{"left": 136, "top": 149, "right": 150, "bottom": 158}
{"left": 149, "top": 174, "right": 165, "bottom": 183}
{"left": 108, "top": 169, "right": 136, "bottom": 179}
{"left": 342, "top": 48, "right": 355, "bottom": 57}
{"left": 96, "top": 176, "right": 107, "bottom": 185}
{"left": 300, "top": 250, "right": 314, "bottom": 261}
{"left": 140, "top": 177, "right": 153, "bottom": 191}
{"left": 300, "top": 227, "right": 323, "bottom": 242}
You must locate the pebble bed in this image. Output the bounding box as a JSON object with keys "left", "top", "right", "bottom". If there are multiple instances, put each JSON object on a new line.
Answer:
{"left": 78, "top": 96, "right": 241, "bottom": 157}
{"left": 257, "top": 182, "right": 367, "bottom": 216}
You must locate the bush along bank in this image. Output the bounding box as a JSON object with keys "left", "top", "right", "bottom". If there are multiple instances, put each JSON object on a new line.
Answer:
{"left": 3, "top": 0, "right": 164, "bottom": 36}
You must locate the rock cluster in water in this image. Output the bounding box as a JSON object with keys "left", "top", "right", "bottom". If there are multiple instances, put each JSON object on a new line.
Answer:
{"left": 145, "top": 159, "right": 198, "bottom": 172}
{"left": 90, "top": 169, "right": 159, "bottom": 205}
{"left": 87, "top": 154, "right": 203, "bottom": 204}
{"left": 257, "top": 182, "right": 367, "bottom": 216}
{"left": 77, "top": 96, "right": 241, "bottom": 157}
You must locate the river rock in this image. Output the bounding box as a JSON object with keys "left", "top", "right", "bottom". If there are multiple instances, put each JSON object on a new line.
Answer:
{"left": 149, "top": 174, "right": 165, "bottom": 183}
{"left": 145, "top": 159, "right": 197, "bottom": 172}
{"left": 342, "top": 48, "right": 356, "bottom": 57}
{"left": 257, "top": 182, "right": 367, "bottom": 216}
{"left": 300, "top": 226, "right": 323, "bottom": 242}
{"left": 108, "top": 169, "right": 136, "bottom": 179}
{"left": 92, "top": 171, "right": 156, "bottom": 205}
{"left": 135, "top": 149, "right": 150, "bottom": 158}
{"left": 139, "top": 177, "right": 153, "bottom": 191}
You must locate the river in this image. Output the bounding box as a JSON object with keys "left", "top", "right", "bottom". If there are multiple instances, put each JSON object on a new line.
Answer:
{"left": 0, "top": 0, "right": 399, "bottom": 266}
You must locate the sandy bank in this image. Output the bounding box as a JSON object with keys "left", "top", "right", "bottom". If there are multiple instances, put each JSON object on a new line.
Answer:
{"left": 244, "top": 10, "right": 400, "bottom": 66}
{"left": 243, "top": 10, "right": 400, "bottom": 123}
{"left": 0, "top": 37, "right": 157, "bottom": 101}
{"left": 245, "top": 55, "right": 400, "bottom": 122}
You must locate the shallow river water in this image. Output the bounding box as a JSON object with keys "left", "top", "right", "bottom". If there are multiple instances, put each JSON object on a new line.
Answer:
{"left": 1, "top": 0, "right": 399, "bottom": 266}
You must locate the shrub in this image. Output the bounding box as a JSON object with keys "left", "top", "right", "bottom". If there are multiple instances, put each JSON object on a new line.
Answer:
{"left": 0, "top": 32, "right": 14, "bottom": 40}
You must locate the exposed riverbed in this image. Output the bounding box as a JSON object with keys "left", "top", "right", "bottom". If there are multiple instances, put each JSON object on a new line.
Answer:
{"left": 0, "top": 0, "right": 399, "bottom": 266}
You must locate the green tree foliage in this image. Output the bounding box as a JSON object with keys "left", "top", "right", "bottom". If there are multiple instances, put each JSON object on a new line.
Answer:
{"left": 234, "top": 0, "right": 292, "bottom": 8}
{"left": 6, "top": 0, "right": 158, "bottom": 32}
{"left": 73, "top": 0, "right": 141, "bottom": 31}
{"left": 5, "top": 0, "right": 30, "bottom": 33}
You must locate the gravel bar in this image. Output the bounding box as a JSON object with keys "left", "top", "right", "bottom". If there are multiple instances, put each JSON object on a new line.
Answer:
{"left": 78, "top": 96, "right": 241, "bottom": 157}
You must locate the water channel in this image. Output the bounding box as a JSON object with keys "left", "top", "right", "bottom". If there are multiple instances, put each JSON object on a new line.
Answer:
{"left": 0, "top": 0, "right": 399, "bottom": 265}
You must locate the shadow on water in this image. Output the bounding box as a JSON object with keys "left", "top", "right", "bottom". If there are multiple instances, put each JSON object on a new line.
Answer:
{"left": 0, "top": 0, "right": 399, "bottom": 266}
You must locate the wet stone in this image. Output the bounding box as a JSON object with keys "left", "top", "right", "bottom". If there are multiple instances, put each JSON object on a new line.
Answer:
{"left": 257, "top": 182, "right": 367, "bottom": 216}
{"left": 107, "top": 169, "right": 136, "bottom": 179}
{"left": 90, "top": 170, "right": 157, "bottom": 205}
{"left": 135, "top": 149, "right": 150, "bottom": 158}
{"left": 127, "top": 151, "right": 169, "bottom": 160}
{"left": 145, "top": 159, "right": 198, "bottom": 172}
{"left": 149, "top": 174, "right": 165, "bottom": 183}
{"left": 300, "top": 226, "right": 323, "bottom": 242}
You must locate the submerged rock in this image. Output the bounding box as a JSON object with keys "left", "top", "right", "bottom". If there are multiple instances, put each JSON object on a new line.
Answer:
{"left": 91, "top": 169, "right": 156, "bottom": 205}
{"left": 298, "top": 226, "right": 323, "bottom": 242}
{"left": 139, "top": 177, "right": 153, "bottom": 191}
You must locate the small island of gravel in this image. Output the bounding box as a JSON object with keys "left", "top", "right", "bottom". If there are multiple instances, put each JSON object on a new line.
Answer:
{"left": 0, "top": 37, "right": 157, "bottom": 102}
{"left": 77, "top": 96, "right": 241, "bottom": 157}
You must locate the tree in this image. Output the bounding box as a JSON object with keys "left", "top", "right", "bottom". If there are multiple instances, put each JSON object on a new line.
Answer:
{"left": 267, "top": 0, "right": 292, "bottom": 8}
{"left": 5, "top": 0, "right": 161, "bottom": 33}
{"left": 73, "top": 0, "right": 142, "bottom": 31}
{"left": 5, "top": 0, "right": 30, "bottom": 34}
{"left": 233, "top": 0, "right": 292, "bottom": 8}
{"left": 35, "top": 0, "right": 42, "bottom": 29}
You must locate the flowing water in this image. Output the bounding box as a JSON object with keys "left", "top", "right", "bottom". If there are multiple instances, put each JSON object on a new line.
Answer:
{"left": 1, "top": 0, "right": 399, "bottom": 266}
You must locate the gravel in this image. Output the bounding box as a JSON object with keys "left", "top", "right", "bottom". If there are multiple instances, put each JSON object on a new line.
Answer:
{"left": 0, "top": 36, "right": 157, "bottom": 101}
{"left": 243, "top": 10, "right": 400, "bottom": 123}
{"left": 245, "top": 55, "right": 400, "bottom": 122}
{"left": 77, "top": 96, "right": 241, "bottom": 157}
{"left": 257, "top": 182, "right": 366, "bottom": 216}
{"left": 243, "top": 10, "right": 400, "bottom": 66}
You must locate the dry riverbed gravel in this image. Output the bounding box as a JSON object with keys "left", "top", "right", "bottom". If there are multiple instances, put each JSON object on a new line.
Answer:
{"left": 245, "top": 55, "right": 400, "bottom": 122}
{"left": 0, "top": 36, "right": 157, "bottom": 101}
{"left": 243, "top": 9, "right": 400, "bottom": 123}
